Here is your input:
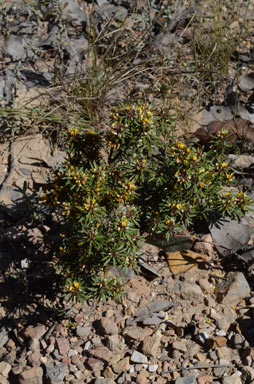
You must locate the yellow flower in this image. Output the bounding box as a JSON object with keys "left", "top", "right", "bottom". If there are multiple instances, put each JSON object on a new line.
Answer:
{"left": 74, "top": 282, "right": 80, "bottom": 289}
{"left": 177, "top": 142, "right": 185, "bottom": 149}
{"left": 176, "top": 203, "right": 182, "bottom": 209}
{"left": 200, "top": 183, "right": 205, "bottom": 188}
{"left": 121, "top": 218, "right": 128, "bottom": 228}
{"left": 186, "top": 148, "right": 191, "bottom": 153}
{"left": 192, "top": 155, "right": 197, "bottom": 161}
{"left": 69, "top": 286, "right": 75, "bottom": 292}
{"left": 221, "top": 162, "right": 227, "bottom": 168}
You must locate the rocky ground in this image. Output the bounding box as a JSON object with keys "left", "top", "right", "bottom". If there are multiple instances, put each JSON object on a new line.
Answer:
{"left": 1, "top": 0, "right": 254, "bottom": 383}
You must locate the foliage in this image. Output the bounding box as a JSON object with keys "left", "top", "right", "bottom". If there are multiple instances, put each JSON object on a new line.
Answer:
{"left": 41, "top": 103, "right": 252, "bottom": 302}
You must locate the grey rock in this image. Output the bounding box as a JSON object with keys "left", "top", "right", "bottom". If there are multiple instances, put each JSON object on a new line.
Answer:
{"left": 108, "top": 266, "right": 136, "bottom": 279}
{"left": 175, "top": 376, "right": 197, "bottom": 384}
{"left": 59, "top": 0, "right": 86, "bottom": 25}
{"left": 218, "top": 272, "right": 251, "bottom": 306}
{"left": 76, "top": 326, "right": 91, "bottom": 339}
{"left": 134, "top": 300, "right": 178, "bottom": 318}
{"left": 94, "top": 379, "right": 116, "bottom": 384}
{"left": 222, "top": 373, "right": 242, "bottom": 384}
{"left": 173, "top": 281, "right": 202, "bottom": 301}
{"left": 44, "top": 362, "right": 69, "bottom": 383}
{"left": 96, "top": 4, "right": 127, "bottom": 21}
{"left": 130, "top": 350, "right": 148, "bottom": 364}
{"left": 0, "top": 328, "right": 8, "bottom": 347}
{"left": 4, "top": 36, "right": 26, "bottom": 60}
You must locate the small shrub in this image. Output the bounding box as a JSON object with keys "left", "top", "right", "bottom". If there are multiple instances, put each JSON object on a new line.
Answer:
{"left": 41, "top": 104, "right": 252, "bottom": 302}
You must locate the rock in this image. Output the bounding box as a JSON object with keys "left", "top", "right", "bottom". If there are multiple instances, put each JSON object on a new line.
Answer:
{"left": 59, "top": 0, "right": 86, "bottom": 25}
{"left": 232, "top": 333, "right": 245, "bottom": 349}
{"left": 173, "top": 281, "right": 203, "bottom": 301}
{"left": 124, "top": 326, "right": 153, "bottom": 342}
{"left": 4, "top": 36, "right": 26, "bottom": 61}
{"left": 197, "top": 376, "right": 213, "bottom": 384}
{"left": 193, "top": 234, "right": 214, "bottom": 256}
{"left": 94, "top": 379, "right": 116, "bottom": 384}
{"left": 99, "top": 317, "right": 118, "bottom": 335}
{"left": 130, "top": 350, "right": 148, "bottom": 364}
{"left": 142, "top": 335, "right": 161, "bottom": 357}
{"left": 0, "top": 362, "right": 11, "bottom": 377}
{"left": 241, "top": 366, "right": 254, "bottom": 382}
{"left": 27, "top": 350, "right": 41, "bottom": 366}
{"left": 222, "top": 373, "right": 242, "bottom": 384}
{"left": 18, "top": 367, "right": 43, "bottom": 384}
{"left": 56, "top": 337, "right": 70, "bottom": 356}
{"left": 172, "top": 340, "right": 188, "bottom": 353}
{"left": 0, "top": 374, "right": 9, "bottom": 384}
{"left": 86, "top": 357, "right": 104, "bottom": 373}
{"left": 24, "top": 325, "right": 47, "bottom": 339}
{"left": 44, "top": 362, "right": 69, "bottom": 383}
{"left": 29, "top": 338, "right": 40, "bottom": 352}
{"left": 136, "top": 372, "right": 148, "bottom": 384}
{"left": 175, "top": 377, "right": 197, "bottom": 384}
{"left": 112, "top": 357, "right": 129, "bottom": 374}
{"left": 148, "top": 364, "right": 158, "bottom": 372}
{"left": 76, "top": 326, "right": 92, "bottom": 339}
{"left": 217, "top": 272, "right": 251, "bottom": 306}
{"left": 0, "top": 329, "right": 8, "bottom": 347}
{"left": 127, "top": 289, "right": 140, "bottom": 303}
{"left": 217, "top": 346, "right": 233, "bottom": 361}
{"left": 106, "top": 334, "right": 120, "bottom": 352}
{"left": 89, "top": 345, "right": 112, "bottom": 363}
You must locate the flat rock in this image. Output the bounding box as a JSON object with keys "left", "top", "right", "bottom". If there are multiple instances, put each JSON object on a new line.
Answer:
{"left": 175, "top": 376, "right": 197, "bottom": 384}
{"left": 141, "top": 335, "right": 161, "bottom": 357}
{"left": 222, "top": 373, "right": 242, "bottom": 384}
{"left": 0, "top": 361, "right": 11, "bottom": 377}
{"left": 89, "top": 345, "right": 112, "bottom": 362}
{"left": 112, "top": 356, "right": 129, "bottom": 374}
{"left": 44, "top": 362, "right": 69, "bottom": 383}
{"left": 99, "top": 317, "right": 118, "bottom": 335}
{"left": 24, "top": 325, "right": 47, "bottom": 339}
{"left": 123, "top": 326, "right": 153, "bottom": 341}
{"left": 216, "top": 271, "right": 251, "bottom": 306}
{"left": 18, "top": 367, "right": 43, "bottom": 384}
{"left": 94, "top": 379, "right": 116, "bottom": 384}
{"left": 130, "top": 350, "right": 148, "bottom": 364}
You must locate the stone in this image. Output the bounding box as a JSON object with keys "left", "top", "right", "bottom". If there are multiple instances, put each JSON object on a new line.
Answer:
{"left": 0, "top": 362, "right": 11, "bottom": 377}
{"left": 56, "top": 337, "right": 70, "bottom": 356}
{"left": 76, "top": 326, "right": 91, "bottom": 339}
{"left": 112, "top": 357, "right": 129, "bottom": 374}
{"left": 86, "top": 357, "right": 104, "bottom": 373}
{"left": 24, "top": 325, "right": 47, "bottom": 339}
{"left": 148, "top": 364, "right": 158, "bottom": 372}
{"left": 136, "top": 372, "right": 148, "bottom": 384}
{"left": 172, "top": 340, "right": 188, "bottom": 353}
{"left": 44, "top": 362, "right": 69, "bottom": 383}
{"left": 94, "top": 379, "right": 116, "bottom": 384}
{"left": 59, "top": 0, "right": 86, "bottom": 25}
{"left": 217, "top": 347, "right": 233, "bottom": 361}
{"left": 175, "top": 377, "right": 197, "bottom": 384}
{"left": 222, "top": 373, "right": 242, "bottom": 384}
{"left": 18, "top": 367, "right": 43, "bottom": 384}
{"left": 106, "top": 334, "right": 120, "bottom": 351}
{"left": 127, "top": 290, "right": 140, "bottom": 303}
{"left": 232, "top": 333, "right": 245, "bottom": 349}
{"left": 142, "top": 335, "right": 161, "bottom": 357}
{"left": 218, "top": 272, "right": 251, "bottom": 306}
{"left": 99, "top": 317, "right": 118, "bottom": 335}
{"left": 173, "top": 281, "right": 203, "bottom": 301}
{"left": 130, "top": 351, "right": 148, "bottom": 364}
{"left": 29, "top": 338, "right": 40, "bottom": 352}
{"left": 0, "top": 329, "right": 8, "bottom": 347}
{"left": 27, "top": 350, "right": 41, "bottom": 366}
{"left": 89, "top": 345, "right": 112, "bottom": 362}
{"left": 197, "top": 376, "right": 213, "bottom": 384}
{"left": 124, "top": 327, "right": 153, "bottom": 342}
{"left": 193, "top": 234, "right": 214, "bottom": 257}
{"left": 0, "top": 374, "right": 9, "bottom": 384}
{"left": 241, "top": 366, "right": 254, "bottom": 382}
{"left": 4, "top": 35, "right": 26, "bottom": 60}
{"left": 104, "top": 367, "right": 115, "bottom": 379}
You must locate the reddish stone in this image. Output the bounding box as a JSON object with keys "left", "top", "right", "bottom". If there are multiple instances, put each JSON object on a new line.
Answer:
{"left": 56, "top": 337, "right": 70, "bottom": 356}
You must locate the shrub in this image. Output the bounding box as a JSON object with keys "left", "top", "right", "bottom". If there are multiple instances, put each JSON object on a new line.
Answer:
{"left": 41, "top": 104, "right": 252, "bottom": 302}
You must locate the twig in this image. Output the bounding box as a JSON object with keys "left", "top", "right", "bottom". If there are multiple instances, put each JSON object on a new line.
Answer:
{"left": 161, "top": 363, "right": 234, "bottom": 374}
